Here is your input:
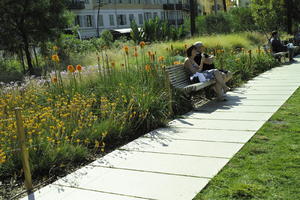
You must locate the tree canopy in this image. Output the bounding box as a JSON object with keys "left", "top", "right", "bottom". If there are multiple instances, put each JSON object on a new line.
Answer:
{"left": 251, "top": 0, "right": 300, "bottom": 34}
{"left": 0, "top": 0, "right": 70, "bottom": 74}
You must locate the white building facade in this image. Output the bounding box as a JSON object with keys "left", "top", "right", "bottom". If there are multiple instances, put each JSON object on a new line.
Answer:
{"left": 69, "top": 0, "right": 190, "bottom": 38}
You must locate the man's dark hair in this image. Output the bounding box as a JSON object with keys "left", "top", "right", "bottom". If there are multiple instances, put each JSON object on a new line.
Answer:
{"left": 186, "top": 45, "right": 196, "bottom": 57}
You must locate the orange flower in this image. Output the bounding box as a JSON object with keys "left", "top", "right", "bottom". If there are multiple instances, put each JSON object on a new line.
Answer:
{"left": 67, "top": 65, "right": 75, "bottom": 73}
{"left": 76, "top": 64, "right": 82, "bottom": 71}
{"left": 133, "top": 51, "right": 138, "bottom": 57}
{"left": 124, "top": 46, "right": 129, "bottom": 55}
{"left": 158, "top": 56, "right": 164, "bottom": 62}
{"left": 139, "top": 41, "right": 145, "bottom": 48}
{"left": 148, "top": 51, "right": 152, "bottom": 57}
{"left": 173, "top": 61, "right": 181, "bottom": 65}
{"left": 51, "top": 54, "right": 59, "bottom": 63}
{"left": 145, "top": 64, "right": 151, "bottom": 72}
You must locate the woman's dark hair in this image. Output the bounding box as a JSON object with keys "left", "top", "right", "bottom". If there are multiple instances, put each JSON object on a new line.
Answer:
{"left": 186, "top": 45, "right": 196, "bottom": 57}
{"left": 272, "top": 31, "right": 278, "bottom": 37}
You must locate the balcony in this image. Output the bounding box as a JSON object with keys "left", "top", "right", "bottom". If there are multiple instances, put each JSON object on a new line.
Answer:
{"left": 163, "top": 4, "right": 175, "bottom": 10}
{"left": 68, "top": 1, "right": 85, "bottom": 9}
{"left": 164, "top": 3, "right": 190, "bottom": 11}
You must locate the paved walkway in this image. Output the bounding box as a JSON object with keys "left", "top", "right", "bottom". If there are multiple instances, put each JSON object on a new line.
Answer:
{"left": 21, "top": 58, "right": 300, "bottom": 200}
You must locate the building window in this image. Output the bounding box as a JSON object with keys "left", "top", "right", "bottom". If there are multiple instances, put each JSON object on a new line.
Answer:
{"left": 117, "top": 14, "right": 127, "bottom": 25}
{"left": 85, "top": 0, "right": 89, "bottom": 3}
{"left": 75, "top": 15, "right": 81, "bottom": 27}
{"left": 138, "top": 14, "right": 143, "bottom": 24}
{"left": 109, "top": 14, "right": 115, "bottom": 26}
{"left": 129, "top": 14, "right": 135, "bottom": 23}
{"left": 160, "top": 12, "right": 164, "bottom": 20}
{"left": 85, "top": 15, "right": 93, "bottom": 27}
{"left": 144, "top": 12, "right": 152, "bottom": 21}
{"left": 98, "top": 15, "right": 104, "bottom": 27}
{"left": 153, "top": 12, "right": 158, "bottom": 19}
{"left": 118, "top": 0, "right": 122, "bottom": 3}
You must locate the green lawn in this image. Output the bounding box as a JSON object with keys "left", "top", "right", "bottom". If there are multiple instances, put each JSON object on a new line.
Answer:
{"left": 194, "top": 88, "right": 300, "bottom": 200}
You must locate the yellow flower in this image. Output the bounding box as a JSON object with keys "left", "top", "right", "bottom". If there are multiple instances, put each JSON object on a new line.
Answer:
{"left": 139, "top": 41, "right": 145, "bottom": 48}
{"left": 52, "top": 77, "right": 58, "bottom": 83}
{"left": 94, "top": 140, "right": 100, "bottom": 148}
{"left": 145, "top": 64, "right": 151, "bottom": 72}
{"left": 51, "top": 54, "right": 59, "bottom": 63}
{"left": 111, "top": 61, "right": 116, "bottom": 67}
{"left": 53, "top": 46, "right": 58, "bottom": 51}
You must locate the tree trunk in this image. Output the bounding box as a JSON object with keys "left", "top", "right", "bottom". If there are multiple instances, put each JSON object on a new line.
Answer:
{"left": 190, "top": 0, "right": 196, "bottom": 36}
{"left": 18, "top": 48, "right": 26, "bottom": 74}
{"left": 22, "top": 34, "right": 34, "bottom": 75}
{"left": 223, "top": 0, "right": 227, "bottom": 12}
{"left": 214, "top": 0, "right": 218, "bottom": 14}
{"left": 286, "top": 0, "right": 292, "bottom": 34}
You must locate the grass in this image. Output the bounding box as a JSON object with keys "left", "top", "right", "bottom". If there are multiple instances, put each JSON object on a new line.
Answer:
{"left": 193, "top": 88, "right": 300, "bottom": 200}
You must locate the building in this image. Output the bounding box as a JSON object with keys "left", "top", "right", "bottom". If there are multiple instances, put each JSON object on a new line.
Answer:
{"left": 69, "top": 0, "right": 190, "bottom": 39}
{"left": 235, "top": 0, "right": 251, "bottom": 7}
{"left": 197, "top": 0, "right": 226, "bottom": 15}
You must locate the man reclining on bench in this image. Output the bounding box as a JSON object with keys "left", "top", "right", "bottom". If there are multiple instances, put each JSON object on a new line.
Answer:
{"left": 184, "top": 45, "right": 231, "bottom": 101}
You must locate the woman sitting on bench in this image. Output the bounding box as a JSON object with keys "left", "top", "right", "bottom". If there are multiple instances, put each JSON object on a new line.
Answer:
{"left": 184, "top": 45, "right": 230, "bottom": 101}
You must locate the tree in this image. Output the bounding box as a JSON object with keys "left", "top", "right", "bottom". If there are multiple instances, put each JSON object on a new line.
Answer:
{"left": 223, "top": 0, "right": 227, "bottom": 12}
{"left": 0, "top": 0, "right": 70, "bottom": 75}
{"left": 251, "top": 0, "right": 300, "bottom": 34}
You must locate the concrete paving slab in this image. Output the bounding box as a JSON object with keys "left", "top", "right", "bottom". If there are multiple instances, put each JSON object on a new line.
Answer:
{"left": 144, "top": 128, "right": 256, "bottom": 143}
{"left": 197, "top": 104, "right": 280, "bottom": 113}
{"left": 56, "top": 167, "right": 209, "bottom": 200}
{"left": 228, "top": 90, "right": 294, "bottom": 95}
{"left": 185, "top": 111, "right": 273, "bottom": 121}
{"left": 91, "top": 150, "right": 229, "bottom": 178}
{"left": 209, "top": 98, "right": 285, "bottom": 106}
{"left": 234, "top": 86, "right": 297, "bottom": 92}
{"left": 168, "top": 118, "right": 265, "bottom": 131}
{"left": 121, "top": 137, "right": 244, "bottom": 158}
{"left": 21, "top": 185, "right": 146, "bottom": 200}
{"left": 225, "top": 93, "right": 290, "bottom": 100}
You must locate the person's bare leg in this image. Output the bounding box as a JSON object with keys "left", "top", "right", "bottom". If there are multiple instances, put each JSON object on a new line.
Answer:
{"left": 215, "top": 82, "right": 225, "bottom": 100}
{"left": 214, "top": 70, "right": 230, "bottom": 93}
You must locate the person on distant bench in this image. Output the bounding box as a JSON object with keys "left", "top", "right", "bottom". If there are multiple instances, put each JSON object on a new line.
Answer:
{"left": 184, "top": 45, "right": 230, "bottom": 101}
{"left": 270, "top": 31, "right": 295, "bottom": 62}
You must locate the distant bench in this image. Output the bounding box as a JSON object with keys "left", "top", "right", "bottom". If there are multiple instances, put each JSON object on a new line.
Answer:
{"left": 165, "top": 64, "right": 231, "bottom": 97}
{"left": 263, "top": 44, "right": 289, "bottom": 63}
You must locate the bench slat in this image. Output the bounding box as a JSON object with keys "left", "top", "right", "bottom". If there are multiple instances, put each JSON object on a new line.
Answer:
{"left": 165, "top": 64, "right": 222, "bottom": 93}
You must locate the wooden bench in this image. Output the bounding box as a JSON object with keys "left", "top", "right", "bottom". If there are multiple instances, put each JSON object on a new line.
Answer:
{"left": 263, "top": 44, "right": 289, "bottom": 63}
{"left": 165, "top": 64, "right": 231, "bottom": 97}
